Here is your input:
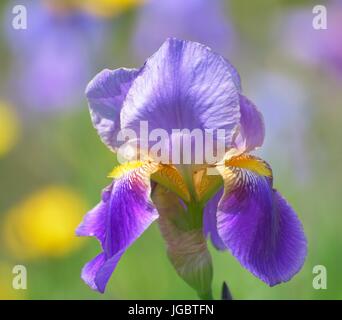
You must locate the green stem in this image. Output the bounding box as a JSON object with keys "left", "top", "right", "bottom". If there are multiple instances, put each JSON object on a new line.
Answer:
{"left": 198, "top": 290, "right": 214, "bottom": 300}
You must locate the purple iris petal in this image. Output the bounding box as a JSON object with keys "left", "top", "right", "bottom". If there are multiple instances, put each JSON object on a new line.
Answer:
{"left": 224, "top": 59, "right": 242, "bottom": 92}
{"left": 76, "top": 169, "right": 158, "bottom": 292}
{"left": 203, "top": 189, "right": 226, "bottom": 250}
{"left": 233, "top": 94, "right": 265, "bottom": 152}
{"left": 80, "top": 253, "right": 106, "bottom": 291}
{"left": 86, "top": 68, "right": 140, "bottom": 151}
{"left": 217, "top": 166, "right": 307, "bottom": 286}
{"left": 86, "top": 38, "right": 242, "bottom": 155}
{"left": 76, "top": 185, "right": 111, "bottom": 243}
{"left": 132, "top": 0, "right": 236, "bottom": 59}
{"left": 121, "top": 38, "right": 240, "bottom": 147}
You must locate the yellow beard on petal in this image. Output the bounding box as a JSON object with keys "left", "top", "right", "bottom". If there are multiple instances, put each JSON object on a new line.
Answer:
{"left": 225, "top": 154, "right": 272, "bottom": 177}
{"left": 108, "top": 161, "right": 191, "bottom": 202}
{"left": 108, "top": 160, "right": 146, "bottom": 178}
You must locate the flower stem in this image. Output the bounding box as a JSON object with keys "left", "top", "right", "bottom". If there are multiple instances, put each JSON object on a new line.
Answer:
{"left": 198, "top": 290, "right": 213, "bottom": 300}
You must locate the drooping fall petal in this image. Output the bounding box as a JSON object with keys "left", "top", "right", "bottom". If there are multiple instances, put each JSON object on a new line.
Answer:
{"left": 76, "top": 161, "right": 159, "bottom": 292}
{"left": 216, "top": 154, "right": 307, "bottom": 286}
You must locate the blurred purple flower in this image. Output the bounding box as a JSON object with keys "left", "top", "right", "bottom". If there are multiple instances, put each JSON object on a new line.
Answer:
{"left": 284, "top": 1, "right": 342, "bottom": 78}
{"left": 247, "top": 71, "right": 312, "bottom": 183}
{"left": 77, "top": 39, "right": 307, "bottom": 296}
{"left": 4, "top": 2, "right": 107, "bottom": 112}
{"left": 132, "top": 0, "right": 235, "bottom": 60}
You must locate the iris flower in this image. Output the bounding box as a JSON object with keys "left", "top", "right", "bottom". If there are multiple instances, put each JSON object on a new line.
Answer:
{"left": 77, "top": 38, "right": 307, "bottom": 298}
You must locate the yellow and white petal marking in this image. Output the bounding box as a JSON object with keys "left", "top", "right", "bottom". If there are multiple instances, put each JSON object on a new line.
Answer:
{"left": 108, "top": 160, "right": 147, "bottom": 179}
{"left": 192, "top": 153, "right": 272, "bottom": 204}
{"left": 225, "top": 153, "right": 272, "bottom": 177}
{"left": 109, "top": 160, "right": 190, "bottom": 203}
{"left": 0, "top": 101, "right": 20, "bottom": 157}
{"left": 216, "top": 154, "right": 273, "bottom": 203}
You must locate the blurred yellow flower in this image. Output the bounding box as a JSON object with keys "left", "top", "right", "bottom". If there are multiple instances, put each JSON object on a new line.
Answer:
{"left": 79, "top": 0, "right": 146, "bottom": 17}
{"left": 3, "top": 186, "right": 87, "bottom": 260}
{"left": 0, "top": 101, "right": 20, "bottom": 158}
{"left": 43, "top": 0, "right": 145, "bottom": 17}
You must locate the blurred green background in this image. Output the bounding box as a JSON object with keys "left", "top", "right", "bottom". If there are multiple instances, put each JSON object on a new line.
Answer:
{"left": 0, "top": 0, "right": 341, "bottom": 299}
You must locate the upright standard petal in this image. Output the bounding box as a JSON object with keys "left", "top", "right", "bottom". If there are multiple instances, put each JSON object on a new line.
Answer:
{"left": 233, "top": 95, "right": 265, "bottom": 153}
{"left": 86, "top": 68, "right": 140, "bottom": 151}
{"left": 121, "top": 38, "right": 241, "bottom": 147}
{"left": 76, "top": 161, "right": 159, "bottom": 292}
{"left": 216, "top": 154, "right": 307, "bottom": 286}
